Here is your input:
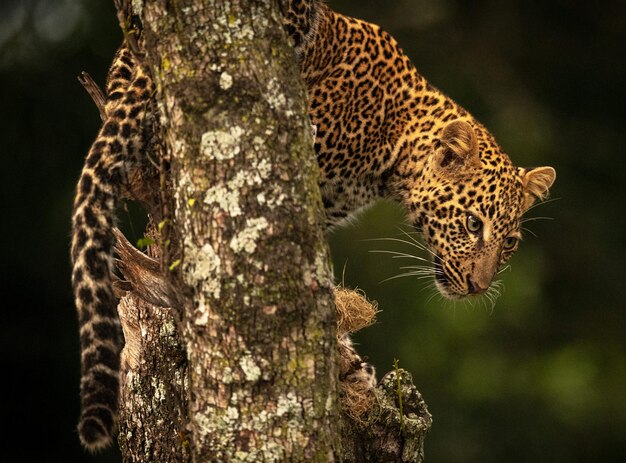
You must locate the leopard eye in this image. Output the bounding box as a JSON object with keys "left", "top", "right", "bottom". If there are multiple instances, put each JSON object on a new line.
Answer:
{"left": 503, "top": 236, "right": 518, "bottom": 250}
{"left": 466, "top": 214, "right": 483, "bottom": 234}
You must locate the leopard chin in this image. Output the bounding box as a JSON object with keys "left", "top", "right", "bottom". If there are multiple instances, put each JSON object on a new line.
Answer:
{"left": 433, "top": 254, "right": 493, "bottom": 299}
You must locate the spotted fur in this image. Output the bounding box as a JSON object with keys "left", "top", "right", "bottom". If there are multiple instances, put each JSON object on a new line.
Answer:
{"left": 299, "top": 4, "right": 556, "bottom": 297}
{"left": 72, "top": 1, "right": 554, "bottom": 450}
{"left": 338, "top": 334, "right": 377, "bottom": 389}
{"left": 71, "top": 47, "right": 154, "bottom": 450}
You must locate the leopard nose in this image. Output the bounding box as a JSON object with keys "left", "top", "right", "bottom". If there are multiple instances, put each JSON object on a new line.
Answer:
{"left": 468, "top": 277, "right": 488, "bottom": 295}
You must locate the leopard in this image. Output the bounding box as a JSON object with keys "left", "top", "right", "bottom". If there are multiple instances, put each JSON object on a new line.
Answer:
{"left": 293, "top": 2, "right": 555, "bottom": 297}
{"left": 71, "top": 0, "right": 555, "bottom": 451}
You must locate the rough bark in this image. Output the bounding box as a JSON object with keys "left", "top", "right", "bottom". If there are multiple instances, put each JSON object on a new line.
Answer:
{"left": 341, "top": 370, "right": 432, "bottom": 462}
{"left": 117, "top": 287, "right": 190, "bottom": 462}
{"left": 107, "top": 0, "right": 431, "bottom": 462}
{"left": 140, "top": 0, "right": 340, "bottom": 461}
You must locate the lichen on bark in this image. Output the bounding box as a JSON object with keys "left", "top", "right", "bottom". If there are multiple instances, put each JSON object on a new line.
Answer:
{"left": 141, "top": 0, "right": 340, "bottom": 461}
{"left": 117, "top": 294, "right": 190, "bottom": 463}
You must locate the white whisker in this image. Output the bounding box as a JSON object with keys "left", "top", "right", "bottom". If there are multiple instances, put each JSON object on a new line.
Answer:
{"left": 497, "top": 265, "right": 511, "bottom": 275}
{"left": 521, "top": 216, "right": 554, "bottom": 224}
{"left": 521, "top": 227, "right": 537, "bottom": 238}
{"left": 369, "top": 249, "right": 431, "bottom": 264}
{"left": 380, "top": 272, "right": 436, "bottom": 283}
{"left": 396, "top": 228, "right": 438, "bottom": 258}
{"left": 524, "top": 197, "right": 561, "bottom": 214}
{"left": 366, "top": 236, "right": 433, "bottom": 256}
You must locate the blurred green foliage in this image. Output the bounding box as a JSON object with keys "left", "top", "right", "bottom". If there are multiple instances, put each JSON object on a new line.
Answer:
{"left": 1, "top": 0, "right": 624, "bottom": 462}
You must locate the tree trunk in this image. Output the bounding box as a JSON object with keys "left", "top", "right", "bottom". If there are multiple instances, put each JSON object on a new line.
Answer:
{"left": 136, "top": 0, "right": 339, "bottom": 461}
{"left": 108, "top": 0, "right": 431, "bottom": 462}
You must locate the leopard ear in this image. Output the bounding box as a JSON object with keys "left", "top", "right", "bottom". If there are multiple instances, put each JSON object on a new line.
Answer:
{"left": 519, "top": 166, "right": 556, "bottom": 211}
{"left": 435, "top": 120, "right": 480, "bottom": 172}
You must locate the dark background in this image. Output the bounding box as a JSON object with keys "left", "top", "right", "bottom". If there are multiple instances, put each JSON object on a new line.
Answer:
{"left": 1, "top": 0, "right": 624, "bottom": 461}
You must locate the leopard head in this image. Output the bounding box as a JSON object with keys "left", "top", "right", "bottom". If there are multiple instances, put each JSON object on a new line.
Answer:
{"left": 405, "top": 119, "right": 556, "bottom": 299}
